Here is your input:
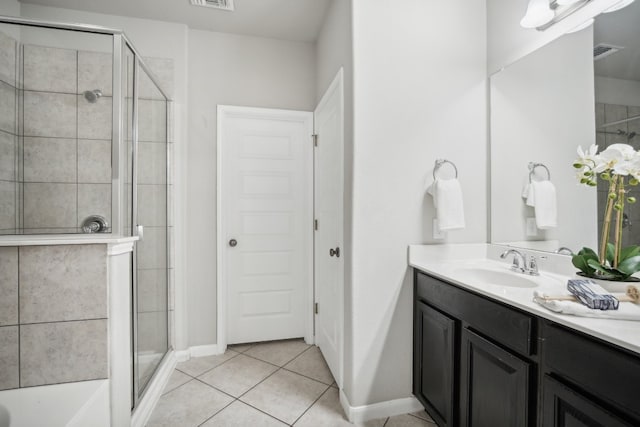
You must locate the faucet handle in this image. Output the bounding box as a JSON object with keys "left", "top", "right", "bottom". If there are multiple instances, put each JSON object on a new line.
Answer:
{"left": 526, "top": 256, "right": 540, "bottom": 276}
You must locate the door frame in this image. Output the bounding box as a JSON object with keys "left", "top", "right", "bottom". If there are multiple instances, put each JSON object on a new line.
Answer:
{"left": 216, "top": 105, "right": 315, "bottom": 352}
{"left": 313, "top": 68, "right": 345, "bottom": 388}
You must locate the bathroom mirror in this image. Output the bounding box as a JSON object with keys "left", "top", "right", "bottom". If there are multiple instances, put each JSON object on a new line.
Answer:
{"left": 490, "top": 1, "right": 640, "bottom": 254}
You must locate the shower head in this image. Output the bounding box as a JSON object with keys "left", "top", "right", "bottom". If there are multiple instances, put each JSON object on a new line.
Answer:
{"left": 83, "top": 89, "right": 102, "bottom": 103}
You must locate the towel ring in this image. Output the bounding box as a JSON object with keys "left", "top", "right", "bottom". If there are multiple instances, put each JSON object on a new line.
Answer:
{"left": 528, "top": 162, "right": 551, "bottom": 183}
{"left": 433, "top": 159, "right": 458, "bottom": 180}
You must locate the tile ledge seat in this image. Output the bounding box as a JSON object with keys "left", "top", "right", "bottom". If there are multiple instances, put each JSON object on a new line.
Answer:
{"left": 0, "top": 234, "right": 139, "bottom": 247}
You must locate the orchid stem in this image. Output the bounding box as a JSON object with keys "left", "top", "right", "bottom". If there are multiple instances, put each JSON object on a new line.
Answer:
{"left": 614, "top": 178, "right": 625, "bottom": 268}
{"left": 600, "top": 175, "right": 618, "bottom": 265}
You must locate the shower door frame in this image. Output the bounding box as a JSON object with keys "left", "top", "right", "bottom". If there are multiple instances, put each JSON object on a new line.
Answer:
{"left": 0, "top": 15, "right": 173, "bottom": 412}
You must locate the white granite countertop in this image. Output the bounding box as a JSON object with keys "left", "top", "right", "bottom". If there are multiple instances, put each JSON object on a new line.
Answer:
{"left": 409, "top": 244, "right": 640, "bottom": 355}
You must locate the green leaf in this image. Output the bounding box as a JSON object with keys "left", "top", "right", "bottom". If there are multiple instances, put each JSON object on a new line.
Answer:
{"left": 572, "top": 255, "right": 594, "bottom": 275}
{"left": 606, "top": 243, "right": 616, "bottom": 264}
{"left": 616, "top": 255, "right": 640, "bottom": 276}
{"left": 586, "top": 259, "right": 623, "bottom": 280}
{"left": 578, "top": 247, "right": 598, "bottom": 257}
{"left": 620, "top": 246, "right": 640, "bottom": 262}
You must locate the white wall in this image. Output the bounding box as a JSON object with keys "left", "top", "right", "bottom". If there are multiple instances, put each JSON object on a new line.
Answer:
{"left": 349, "top": 0, "right": 487, "bottom": 406}
{"left": 488, "top": 0, "right": 621, "bottom": 73}
{"left": 0, "top": 0, "right": 19, "bottom": 17}
{"left": 186, "top": 29, "right": 316, "bottom": 346}
{"left": 315, "top": 0, "right": 355, "bottom": 398}
{"left": 596, "top": 76, "right": 640, "bottom": 106}
{"left": 19, "top": 4, "right": 191, "bottom": 351}
{"left": 491, "top": 27, "right": 598, "bottom": 252}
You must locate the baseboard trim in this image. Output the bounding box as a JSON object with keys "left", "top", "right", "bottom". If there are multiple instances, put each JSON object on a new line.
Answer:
{"left": 174, "top": 344, "right": 223, "bottom": 363}
{"left": 131, "top": 350, "right": 176, "bottom": 427}
{"left": 190, "top": 344, "right": 223, "bottom": 358}
{"left": 339, "top": 389, "right": 424, "bottom": 423}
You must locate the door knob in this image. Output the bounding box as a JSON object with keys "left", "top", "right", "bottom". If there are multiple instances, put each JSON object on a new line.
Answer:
{"left": 229, "top": 239, "right": 238, "bottom": 247}
{"left": 329, "top": 247, "right": 340, "bottom": 258}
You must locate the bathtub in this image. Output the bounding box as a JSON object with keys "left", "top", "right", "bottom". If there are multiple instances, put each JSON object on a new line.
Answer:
{"left": 0, "top": 380, "right": 109, "bottom": 427}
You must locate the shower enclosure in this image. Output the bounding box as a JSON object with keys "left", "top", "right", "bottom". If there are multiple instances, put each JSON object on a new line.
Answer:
{"left": 0, "top": 16, "right": 171, "bottom": 409}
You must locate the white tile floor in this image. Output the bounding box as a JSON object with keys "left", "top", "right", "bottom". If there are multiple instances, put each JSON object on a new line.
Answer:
{"left": 147, "top": 339, "right": 437, "bottom": 427}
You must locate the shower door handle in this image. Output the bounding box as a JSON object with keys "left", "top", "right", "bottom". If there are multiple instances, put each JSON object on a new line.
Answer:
{"left": 136, "top": 225, "right": 144, "bottom": 240}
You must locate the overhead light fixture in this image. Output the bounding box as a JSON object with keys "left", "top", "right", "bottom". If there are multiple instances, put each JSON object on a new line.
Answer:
{"left": 520, "top": 0, "right": 594, "bottom": 31}
{"left": 520, "top": 0, "right": 554, "bottom": 28}
{"left": 603, "top": 0, "right": 635, "bottom": 13}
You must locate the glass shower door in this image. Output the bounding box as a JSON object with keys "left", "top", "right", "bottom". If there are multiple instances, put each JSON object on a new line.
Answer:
{"left": 132, "top": 61, "right": 169, "bottom": 401}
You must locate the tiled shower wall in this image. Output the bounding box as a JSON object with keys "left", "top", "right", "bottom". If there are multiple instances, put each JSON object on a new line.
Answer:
{"left": 596, "top": 102, "right": 640, "bottom": 247}
{"left": 20, "top": 43, "right": 114, "bottom": 234}
{"left": 0, "top": 31, "right": 18, "bottom": 234}
{"left": 0, "top": 244, "right": 108, "bottom": 390}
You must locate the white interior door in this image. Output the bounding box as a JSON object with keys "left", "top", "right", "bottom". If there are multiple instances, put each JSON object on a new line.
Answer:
{"left": 314, "top": 69, "right": 344, "bottom": 387}
{"left": 219, "top": 106, "right": 313, "bottom": 345}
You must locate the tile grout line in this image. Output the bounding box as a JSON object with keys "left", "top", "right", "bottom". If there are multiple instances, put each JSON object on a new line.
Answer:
{"left": 75, "top": 50, "right": 79, "bottom": 230}
{"left": 17, "top": 247, "right": 20, "bottom": 388}
{"left": 195, "top": 396, "right": 238, "bottom": 427}
{"left": 173, "top": 349, "right": 241, "bottom": 378}
{"left": 407, "top": 412, "right": 437, "bottom": 424}
{"left": 290, "top": 383, "right": 332, "bottom": 426}
{"left": 190, "top": 376, "right": 291, "bottom": 426}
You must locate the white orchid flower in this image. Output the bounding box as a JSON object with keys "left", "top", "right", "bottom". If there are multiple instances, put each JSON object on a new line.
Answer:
{"left": 597, "top": 144, "right": 635, "bottom": 174}
{"left": 577, "top": 144, "right": 599, "bottom": 161}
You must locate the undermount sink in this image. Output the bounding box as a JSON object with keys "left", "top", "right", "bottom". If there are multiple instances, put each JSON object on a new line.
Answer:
{"left": 453, "top": 267, "right": 539, "bottom": 288}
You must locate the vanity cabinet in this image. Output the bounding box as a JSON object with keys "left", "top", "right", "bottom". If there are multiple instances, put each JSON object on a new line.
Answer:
{"left": 413, "top": 270, "right": 640, "bottom": 427}
{"left": 460, "top": 328, "right": 531, "bottom": 427}
{"left": 413, "top": 301, "right": 457, "bottom": 427}
{"left": 414, "top": 271, "right": 536, "bottom": 427}
{"left": 541, "top": 375, "right": 631, "bottom": 427}
{"left": 540, "top": 322, "right": 640, "bottom": 427}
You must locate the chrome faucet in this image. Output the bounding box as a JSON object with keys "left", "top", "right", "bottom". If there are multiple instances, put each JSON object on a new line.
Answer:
{"left": 500, "top": 249, "right": 539, "bottom": 276}
{"left": 555, "top": 247, "right": 573, "bottom": 255}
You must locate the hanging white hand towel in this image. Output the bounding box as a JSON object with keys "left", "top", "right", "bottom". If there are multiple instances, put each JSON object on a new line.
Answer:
{"left": 524, "top": 180, "right": 557, "bottom": 229}
{"left": 427, "top": 178, "right": 465, "bottom": 231}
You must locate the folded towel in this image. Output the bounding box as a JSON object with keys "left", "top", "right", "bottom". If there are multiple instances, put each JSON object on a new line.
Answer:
{"left": 427, "top": 178, "right": 465, "bottom": 231}
{"left": 533, "top": 291, "right": 640, "bottom": 320}
{"left": 522, "top": 180, "right": 557, "bottom": 229}
{"left": 567, "top": 279, "right": 619, "bottom": 310}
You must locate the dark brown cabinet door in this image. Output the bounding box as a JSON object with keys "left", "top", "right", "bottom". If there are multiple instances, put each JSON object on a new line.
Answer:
{"left": 460, "top": 328, "right": 531, "bottom": 427}
{"left": 542, "top": 376, "right": 632, "bottom": 427}
{"left": 414, "top": 301, "right": 456, "bottom": 427}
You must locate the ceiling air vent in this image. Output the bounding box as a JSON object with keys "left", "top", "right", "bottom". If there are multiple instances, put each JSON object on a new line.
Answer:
{"left": 593, "top": 43, "right": 623, "bottom": 61}
{"left": 190, "top": 0, "right": 235, "bottom": 11}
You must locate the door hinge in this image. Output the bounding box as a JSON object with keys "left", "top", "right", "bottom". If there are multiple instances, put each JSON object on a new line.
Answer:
{"left": 312, "top": 134, "right": 318, "bottom": 147}
{"left": 314, "top": 219, "right": 318, "bottom": 230}
{"left": 315, "top": 302, "right": 319, "bottom": 314}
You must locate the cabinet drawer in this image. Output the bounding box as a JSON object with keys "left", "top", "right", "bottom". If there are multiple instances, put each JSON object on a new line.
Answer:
{"left": 542, "top": 322, "right": 640, "bottom": 422}
{"left": 416, "top": 271, "right": 535, "bottom": 356}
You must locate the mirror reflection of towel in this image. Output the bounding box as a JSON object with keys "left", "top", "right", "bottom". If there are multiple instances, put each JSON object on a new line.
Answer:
{"left": 427, "top": 178, "right": 465, "bottom": 231}
{"left": 522, "top": 180, "right": 557, "bottom": 229}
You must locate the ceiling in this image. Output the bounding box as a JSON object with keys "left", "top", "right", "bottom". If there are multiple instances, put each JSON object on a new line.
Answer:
{"left": 18, "top": 0, "right": 332, "bottom": 43}
{"left": 594, "top": 0, "right": 640, "bottom": 82}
